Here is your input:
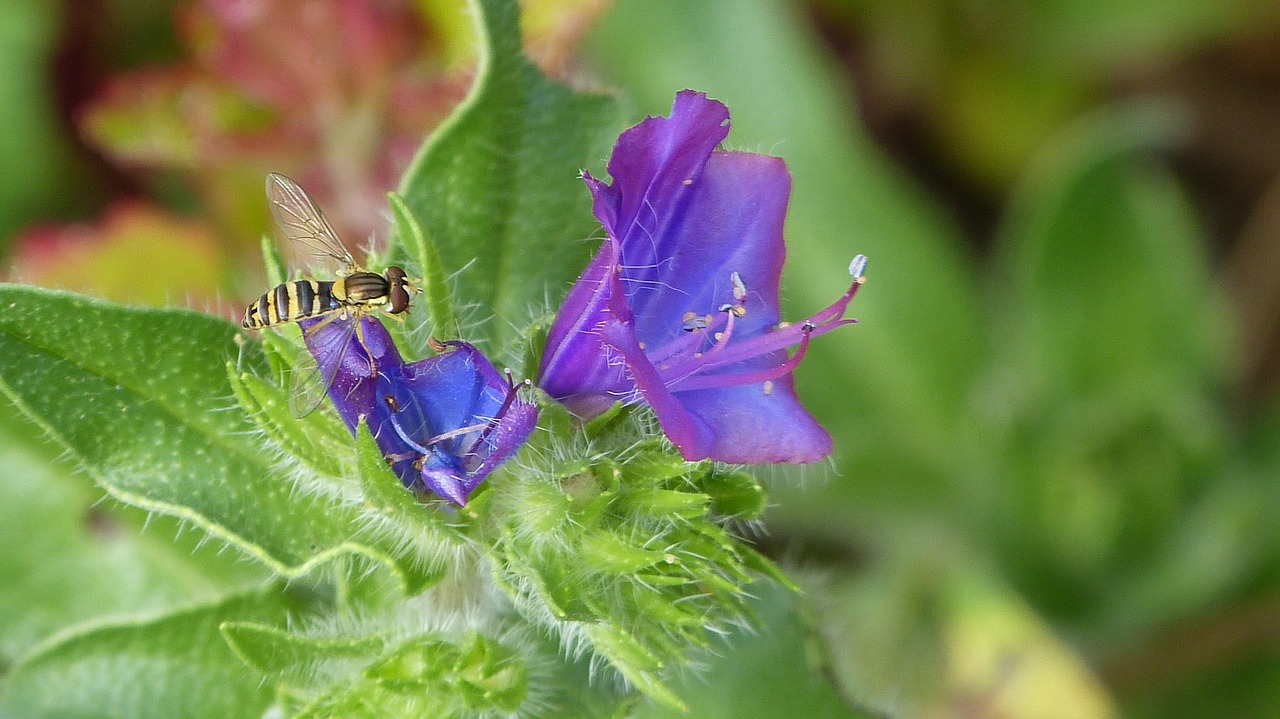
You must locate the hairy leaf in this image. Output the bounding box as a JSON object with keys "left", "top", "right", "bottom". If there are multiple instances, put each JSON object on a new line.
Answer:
{"left": 0, "top": 588, "right": 292, "bottom": 718}
{"left": 0, "top": 285, "right": 423, "bottom": 587}
{"left": 0, "top": 429, "right": 264, "bottom": 665}
{"left": 397, "top": 0, "right": 622, "bottom": 353}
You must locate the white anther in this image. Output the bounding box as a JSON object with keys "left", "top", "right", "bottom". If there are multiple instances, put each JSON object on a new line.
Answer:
{"left": 849, "top": 254, "right": 868, "bottom": 279}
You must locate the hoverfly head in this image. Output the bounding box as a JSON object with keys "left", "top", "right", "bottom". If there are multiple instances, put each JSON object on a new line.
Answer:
{"left": 385, "top": 266, "right": 417, "bottom": 315}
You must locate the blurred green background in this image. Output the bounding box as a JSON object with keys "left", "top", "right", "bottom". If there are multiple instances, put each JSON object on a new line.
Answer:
{"left": 4, "top": 0, "right": 1280, "bottom": 716}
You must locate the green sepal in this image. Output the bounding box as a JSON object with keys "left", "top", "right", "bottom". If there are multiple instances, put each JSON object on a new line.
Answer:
{"left": 220, "top": 621, "right": 387, "bottom": 679}
{"left": 387, "top": 191, "right": 459, "bottom": 340}
{"left": 226, "top": 364, "right": 348, "bottom": 478}
{"left": 618, "top": 486, "right": 710, "bottom": 520}
{"left": 699, "top": 466, "right": 768, "bottom": 519}
{"left": 566, "top": 462, "right": 620, "bottom": 528}
{"left": 583, "top": 624, "right": 686, "bottom": 713}
{"left": 581, "top": 530, "right": 668, "bottom": 574}
{"left": 497, "top": 476, "right": 572, "bottom": 536}
{"left": 517, "top": 313, "right": 552, "bottom": 383}
{"left": 351, "top": 419, "right": 463, "bottom": 592}
{"left": 530, "top": 393, "right": 574, "bottom": 437}
{"left": 293, "top": 633, "right": 530, "bottom": 717}
{"left": 739, "top": 550, "right": 800, "bottom": 593}
{"left": 520, "top": 551, "right": 596, "bottom": 623}
{"left": 621, "top": 441, "right": 693, "bottom": 486}
{"left": 583, "top": 401, "right": 634, "bottom": 440}
{"left": 631, "top": 589, "right": 712, "bottom": 631}
{"left": 447, "top": 633, "right": 529, "bottom": 711}
{"left": 492, "top": 549, "right": 572, "bottom": 621}
{"left": 256, "top": 326, "right": 301, "bottom": 388}
{"left": 260, "top": 232, "right": 288, "bottom": 287}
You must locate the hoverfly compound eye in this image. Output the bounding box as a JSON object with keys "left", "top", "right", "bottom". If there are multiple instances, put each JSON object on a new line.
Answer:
{"left": 389, "top": 285, "right": 410, "bottom": 314}
{"left": 386, "top": 267, "right": 411, "bottom": 314}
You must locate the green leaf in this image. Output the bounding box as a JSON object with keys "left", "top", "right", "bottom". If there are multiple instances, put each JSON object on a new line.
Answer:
{"left": 396, "top": 0, "right": 622, "bottom": 352}
{"left": 807, "top": 562, "right": 1118, "bottom": 719}
{"left": 0, "top": 1, "right": 100, "bottom": 247}
{"left": 631, "top": 582, "right": 876, "bottom": 719}
{"left": 0, "top": 587, "right": 292, "bottom": 718}
{"left": 0, "top": 426, "right": 265, "bottom": 665}
{"left": 584, "top": 624, "right": 686, "bottom": 712}
{"left": 994, "top": 103, "right": 1231, "bottom": 396}
{"left": 0, "top": 286, "right": 421, "bottom": 586}
{"left": 984, "top": 105, "right": 1235, "bottom": 589}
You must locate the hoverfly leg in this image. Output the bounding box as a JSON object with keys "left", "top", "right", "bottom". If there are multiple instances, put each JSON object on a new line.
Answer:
{"left": 384, "top": 450, "right": 417, "bottom": 464}
{"left": 351, "top": 312, "right": 379, "bottom": 376}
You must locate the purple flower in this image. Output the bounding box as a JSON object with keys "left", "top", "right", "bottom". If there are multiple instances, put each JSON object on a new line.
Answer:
{"left": 538, "top": 91, "right": 865, "bottom": 464}
{"left": 302, "top": 315, "right": 537, "bottom": 505}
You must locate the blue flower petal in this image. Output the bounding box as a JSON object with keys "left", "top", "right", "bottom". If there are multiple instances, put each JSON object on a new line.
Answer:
{"left": 301, "top": 315, "right": 535, "bottom": 504}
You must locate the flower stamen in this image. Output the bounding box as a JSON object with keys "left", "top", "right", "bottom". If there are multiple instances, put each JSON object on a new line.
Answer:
{"left": 650, "top": 261, "right": 861, "bottom": 393}
{"left": 666, "top": 320, "right": 816, "bottom": 393}
{"left": 465, "top": 373, "right": 530, "bottom": 462}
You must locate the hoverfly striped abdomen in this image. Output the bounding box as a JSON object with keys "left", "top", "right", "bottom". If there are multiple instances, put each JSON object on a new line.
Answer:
{"left": 241, "top": 279, "right": 343, "bottom": 329}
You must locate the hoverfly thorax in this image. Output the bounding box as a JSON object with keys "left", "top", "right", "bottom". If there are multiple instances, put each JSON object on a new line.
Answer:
{"left": 332, "top": 271, "right": 390, "bottom": 305}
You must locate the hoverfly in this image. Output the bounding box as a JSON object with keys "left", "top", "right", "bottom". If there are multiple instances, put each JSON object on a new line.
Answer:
{"left": 242, "top": 173, "right": 418, "bottom": 415}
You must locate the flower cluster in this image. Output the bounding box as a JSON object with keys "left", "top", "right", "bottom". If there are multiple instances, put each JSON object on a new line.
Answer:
{"left": 302, "top": 90, "right": 863, "bottom": 504}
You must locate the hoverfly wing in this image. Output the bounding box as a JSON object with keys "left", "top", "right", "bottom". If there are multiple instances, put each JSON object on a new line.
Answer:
{"left": 285, "top": 346, "right": 330, "bottom": 419}
{"left": 287, "top": 314, "right": 358, "bottom": 419}
{"left": 266, "top": 173, "right": 357, "bottom": 275}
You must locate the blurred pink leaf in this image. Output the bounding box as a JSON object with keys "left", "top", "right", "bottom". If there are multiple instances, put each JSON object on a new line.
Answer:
{"left": 9, "top": 202, "right": 227, "bottom": 310}
{"left": 522, "top": 0, "right": 611, "bottom": 74}
{"left": 81, "top": 0, "right": 469, "bottom": 250}
{"left": 70, "top": 0, "right": 609, "bottom": 311}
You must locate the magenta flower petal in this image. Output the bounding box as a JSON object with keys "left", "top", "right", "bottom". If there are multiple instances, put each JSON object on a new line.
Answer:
{"left": 300, "top": 315, "right": 399, "bottom": 434}
{"left": 538, "top": 238, "right": 629, "bottom": 417}
{"left": 538, "top": 90, "right": 865, "bottom": 464}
